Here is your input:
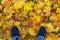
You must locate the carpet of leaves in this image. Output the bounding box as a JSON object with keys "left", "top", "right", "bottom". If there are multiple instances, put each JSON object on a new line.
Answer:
{"left": 0, "top": 0, "right": 60, "bottom": 40}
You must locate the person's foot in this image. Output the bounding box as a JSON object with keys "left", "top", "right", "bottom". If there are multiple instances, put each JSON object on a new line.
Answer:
{"left": 38, "top": 26, "right": 46, "bottom": 37}
{"left": 11, "top": 26, "right": 20, "bottom": 38}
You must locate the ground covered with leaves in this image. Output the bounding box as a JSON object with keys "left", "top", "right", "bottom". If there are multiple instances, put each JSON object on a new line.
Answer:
{"left": 0, "top": 0, "right": 60, "bottom": 40}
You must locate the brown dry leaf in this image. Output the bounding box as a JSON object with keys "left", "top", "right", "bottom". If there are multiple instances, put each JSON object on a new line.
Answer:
{"left": 7, "top": 19, "right": 14, "bottom": 30}
{"left": 53, "top": 14, "right": 60, "bottom": 27}
{"left": 15, "top": 13, "right": 20, "bottom": 20}
{"left": 22, "top": 21, "right": 28, "bottom": 26}
{"left": 0, "top": 32, "right": 3, "bottom": 37}
{"left": 3, "top": 33, "right": 7, "bottom": 40}
{"left": 8, "top": 19, "right": 14, "bottom": 26}
{"left": 41, "top": 17, "right": 48, "bottom": 23}
{"left": 51, "top": 0, "right": 58, "bottom": 3}
{"left": 4, "top": 0, "right": 12, "bottom": 7}
{"left": 21, "top": 27, "right": 28, "bottom": 35}
{"left": 44, "top": 7, "right": 51, "bottom": 17}
{"left": 5, "top": 29, "right": 10, "bottom": 37}
{"left": 53, "top": 20, "right": 60, "bottom": 27}
{"left": 51, "top": 8, "right": 57, "bottom": 14}
{"left": 33, "top": 19, "right": 40, "bottom": 25}
{"left": 28, "top": 19, "right": 33, "bottom": 27}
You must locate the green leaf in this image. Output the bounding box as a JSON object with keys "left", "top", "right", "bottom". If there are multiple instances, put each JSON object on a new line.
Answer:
{"left": 35, "top": 34, "right": 38, "bottom": 38}
{"left": 24, "top": 35, "right": 29, "bottom": 40}
{"left": 33, "top": 0, "right": 36, "bottom": 3}
{"left": 50, "top": 3, "right": 54, "bottom": 8}
{"left": 58, "top": 4, "right": 60, "bottom": 8}
{"left": 19, "top": 23, "right": 24, "bottom": 27}
{"left": 0, "top": 28, "right": 2, "bottom": 32}
{"left": 0, "top": 27, "right": 4, "bottom": 33}
{"left": 2, "top": 11, "right": 6, "bottom": 16}
{"left": 53, "top": 31, "right": 58, "bottom": 34}
{"left": 46, "top": 20, "right": 51, "bottom": 24}
{"left": 58, "top": 28, "right": 60, "bottom": 33}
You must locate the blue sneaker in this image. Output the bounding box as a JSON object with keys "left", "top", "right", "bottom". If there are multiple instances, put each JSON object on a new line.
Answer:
{"left": 38, "top": 26, "right": 46, "bottom": 37}
{"left": 11, "top": 26, "right": 20, "bottom": 38}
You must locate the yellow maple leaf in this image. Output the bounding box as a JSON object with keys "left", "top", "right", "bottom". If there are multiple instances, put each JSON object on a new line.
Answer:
{"left": 46, "top": 23, "right": 54, "bottom": 33}
{"left": 50, "top": 13, "right": 57, "bottom": 21}
{"left": 14, "top": 1, "right": 25, "bottom": 10}
{"left": 6, "top": 14, "right": 12, "bottom": 19}
{"left": 56, "top": 8, "right": 60, "bottom": 13}
{"left": 14, "top": 21, "right": 21, "bottom": 26}
{"left": 24, "top": 1, "right": 34, "bottom": 11}
{"left": 35, "top": 15, "right": 41, "bottom": 22}
{"left": 28, "top": 28, "right": 36, "bottom": 36}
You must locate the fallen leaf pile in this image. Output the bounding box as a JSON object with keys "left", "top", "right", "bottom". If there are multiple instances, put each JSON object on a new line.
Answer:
{"left": 0, "top": 0, "right": 60, "bottom": 40}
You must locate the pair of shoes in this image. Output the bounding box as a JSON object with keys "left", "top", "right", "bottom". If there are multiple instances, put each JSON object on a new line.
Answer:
{"left": 11, "top": 26, "right": 46, "bottom": 38}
